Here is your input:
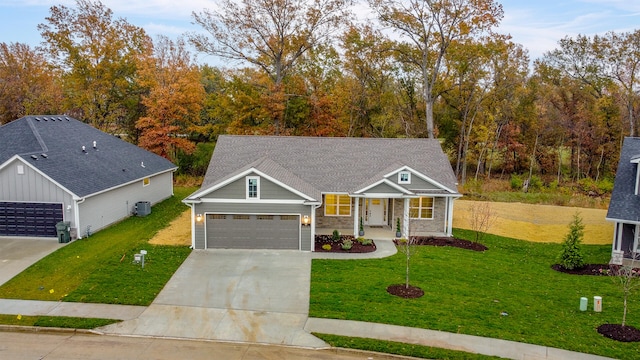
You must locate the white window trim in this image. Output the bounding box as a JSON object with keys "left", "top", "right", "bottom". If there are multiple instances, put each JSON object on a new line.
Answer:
{"left": 324, "top": 194, "right": 351, "bottom": 217}
{"left": 246, "top": 176, "right": 260, "bottom": 199}
{"left": 17, "top": 164, "right": 24, "bottom": 175}
{"left": 409, "top": 197, "right": 434, "bottom": 219}
{"left": 398, "top": 171, "right": 411, "bottom": 184}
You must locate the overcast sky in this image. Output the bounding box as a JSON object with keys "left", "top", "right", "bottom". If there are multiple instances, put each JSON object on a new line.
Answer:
{"left": 0, "top": 0, "right": 639, "bottom": 65}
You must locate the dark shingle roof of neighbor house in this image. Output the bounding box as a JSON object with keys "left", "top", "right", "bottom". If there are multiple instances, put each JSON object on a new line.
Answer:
{"left": 607, "top": 137, "right": 640, "bottom": 222}
{"left": 196, "top": 135, "right": 459, "bottom": 200}
{"left": 0, "top": 116, "right": 177, "bottom": 198}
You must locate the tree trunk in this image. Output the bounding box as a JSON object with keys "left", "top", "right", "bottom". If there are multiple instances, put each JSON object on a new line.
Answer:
{"left": 527, "top": 132, "right": 539, "bottom": 192}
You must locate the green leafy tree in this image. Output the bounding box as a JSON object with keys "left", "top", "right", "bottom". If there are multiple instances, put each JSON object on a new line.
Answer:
{"left": 38, "top": 0, "right": 150, "bottom": 134}
{"left": 557, "top": 212, "right": 585, "bottom": 270}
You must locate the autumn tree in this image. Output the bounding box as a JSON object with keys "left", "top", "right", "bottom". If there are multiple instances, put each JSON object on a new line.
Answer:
{"left": 189, "top": 0, "right": 352, "bottom": 135}
{"left": 0, "top": 42, "right": 63, "bottom": 124}
{"left": 38, "top": 0, "right": 150, "bottom": 134}
{"left": 369, "top": 0, "right": 503, "bottom": 139}
{"left": 136, "top": 36, "right": 205, "bottom": 161}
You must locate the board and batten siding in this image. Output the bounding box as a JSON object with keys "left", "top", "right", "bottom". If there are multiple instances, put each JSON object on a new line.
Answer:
{"left": 0, "top": 158, "right": 75, "bottom": 223}
{"left": 193, "top": 202, "right": 313, "bottom": 251}
{"left": 78, "top": 171, "right": 173, "bottom": 236}
{"left": 205, "top": 173, "right": 306, "bottom": 201}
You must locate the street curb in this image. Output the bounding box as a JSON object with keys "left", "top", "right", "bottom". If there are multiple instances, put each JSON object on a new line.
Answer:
{"left": 0, "top": 324, "right": 102, "bottom": 336}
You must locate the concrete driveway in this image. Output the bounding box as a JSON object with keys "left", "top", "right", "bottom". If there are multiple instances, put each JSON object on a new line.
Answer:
{"left": 0, "top": 237, "right": 62, "bottom": 286}
{"left": 100, "top": 249, "right": 326, "bottom": 347}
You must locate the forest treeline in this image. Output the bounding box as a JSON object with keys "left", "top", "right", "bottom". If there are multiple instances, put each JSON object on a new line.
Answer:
{"left": 0, "top": 0, "right": 638, "bottom": 186}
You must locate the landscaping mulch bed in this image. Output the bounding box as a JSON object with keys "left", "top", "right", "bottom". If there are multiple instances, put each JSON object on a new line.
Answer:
{"left": 551, "top": 263, "right": 613, "bottom": 276}
{"left": 386, "top": 284, "right": 424, "bottom": 299}
{"left": 314, "top": 235, "right": 377, "bottom": 253}
{"left": 597, "top": 324, "right": 640, "bottom": 342}
{"left": 393, "top": 236, "right": 488, "bottom": 252}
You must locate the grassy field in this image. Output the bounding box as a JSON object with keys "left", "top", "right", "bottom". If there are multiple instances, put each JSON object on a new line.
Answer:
{"left": 0, "top": 187, "right": 196, "bottom": 305}
{"left": 310, "top": 229, "right": 638, "bottom": 359}
{"left": 453, "top": 200, "right": 612, "bottom": 245}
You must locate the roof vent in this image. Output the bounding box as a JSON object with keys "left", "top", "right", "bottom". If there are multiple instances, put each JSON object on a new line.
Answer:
{"left": 141, "top": 162, "right": 145, "bottom": 168}
{"left": 35, "top": 117, "right": 41, "bottom": 121}
{"left": 43, "top": 117, "right": 48, "bottom": 121}
{"left": 82, "top": 146, "right": 86, "bottom": 153}
{"left": 93, "top": 141, "right": 97, "bottom": 149}
{"left": 41, "top": 154, "right": 48, "bottom": 158}
{"left": 30, "top": 155, "right": 38, "bottom": 160}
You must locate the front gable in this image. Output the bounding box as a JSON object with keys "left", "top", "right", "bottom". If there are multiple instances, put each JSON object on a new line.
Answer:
{"left": 0, "top": 155, "right": 77, "bottom": 201}
{"left": 384, "top": 166, "right": 455, "bottom": 194}
{"left": 187, "top": 168, "right": 317, "bottom": 203}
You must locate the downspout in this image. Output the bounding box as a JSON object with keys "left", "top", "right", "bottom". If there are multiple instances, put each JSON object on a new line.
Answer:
{"left": 74, "top": 197, "right": 86, "bottom": 239}
{"left": 184, "top": 202, "right": 196, "bottom": 249}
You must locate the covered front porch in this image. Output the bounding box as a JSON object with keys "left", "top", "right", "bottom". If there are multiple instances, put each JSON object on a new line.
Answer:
{"left": 314, "top": 195, "right": 456, "bottom": 240}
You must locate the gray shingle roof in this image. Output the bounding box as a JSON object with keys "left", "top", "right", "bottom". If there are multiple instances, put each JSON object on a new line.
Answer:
{"left": 0, "top": 116, "right": 177, "bottom": 198}
{"left": 608, "top": 137, "right": 640, "bottom": 222}
{"left": 194, "top": 135, "right": 459, "bottom": 200}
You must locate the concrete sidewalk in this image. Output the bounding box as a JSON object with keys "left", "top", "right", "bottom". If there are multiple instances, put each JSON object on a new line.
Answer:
{"left": 0, "top": 241, "right": 618, "bottom": 360}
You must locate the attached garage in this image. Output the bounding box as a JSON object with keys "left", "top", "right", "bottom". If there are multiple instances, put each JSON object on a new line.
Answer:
{"left": 205, "top": 213, "right": 300, "bottom": 249}
{"left": 0, "top": 202, "right": 63, "bottom": 237}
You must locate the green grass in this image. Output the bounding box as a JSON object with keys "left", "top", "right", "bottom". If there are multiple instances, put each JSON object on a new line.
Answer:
{"left": 310, "top": 229, "right": 639, "bottom": 359}
{"left": 315, "top": 334, "right": 505, "bottom": 360}
{"left": 0, "top": 187, "right": 196, "bottom": 305}
{"left": 0, "top": 314, "right": 119, "bottom": 329}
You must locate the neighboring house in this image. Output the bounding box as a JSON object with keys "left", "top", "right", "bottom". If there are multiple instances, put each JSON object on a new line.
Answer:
{"left": 0, "top": 115, "right": 177, "bottom": 239}
{"left": 183, "top": 135, "right": 461, "bottom": 251}
{"left": 607, "top": 137, "right": 640, "bottom": 264}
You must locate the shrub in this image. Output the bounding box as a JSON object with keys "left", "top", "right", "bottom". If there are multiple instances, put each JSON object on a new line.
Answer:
{"left": 356, "top": 237, "right": 365, "bottom": 244}
{"left": 528, "top": 175, "right": 543, "bottom": 191}
{"left": 341, "top": 239, "right": 353, "bottom": 250}
{"left": 557, "top": 212, "right": 585, "bottom": 270}
{"left": 361, "top": 238, "right": 373, "bottom": 246}
{"left": 510, "top": 174, "right": 523, "bottom": 190}
{"left": 322, "top": 244, "right": 332, "bottom": 251}
{"left": 332, "top": 230, "right": 340, "bottom": 242}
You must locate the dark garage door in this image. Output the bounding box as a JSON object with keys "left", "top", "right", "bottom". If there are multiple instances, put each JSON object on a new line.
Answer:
{"left": 0, "top": 202, "right": 63, "bottom": 237}
{"left": 206, "top": 214, "right": 299, "bottom": 249}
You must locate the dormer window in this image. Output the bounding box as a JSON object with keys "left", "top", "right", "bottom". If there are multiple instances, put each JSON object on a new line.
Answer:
{"left": 247, "top": 176, "right": 260, "bottom": 199}
{"left": 398, "top": 171, "right": 411, "bottom": 184}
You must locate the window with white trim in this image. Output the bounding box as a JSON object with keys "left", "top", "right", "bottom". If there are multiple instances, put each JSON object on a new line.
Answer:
{"left": 247, "top": 176, "right": 260, "bottom": 199}
{"left": 409, "top": 197, "right": 434, "bottom": 219}
{"left": 325, "top": 194, "right": 351, "bottom": 216}
{"left": 143, "top": 177, "right": 150, "bottom": 186}
{"left": 398, "top": 171, "right": 411, "bottom": 184}
{"left": 17, "top": 165, "right": 24, "bottom": 175}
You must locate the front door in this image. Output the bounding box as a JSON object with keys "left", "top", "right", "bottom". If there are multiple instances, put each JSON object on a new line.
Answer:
{"left": 367, "top": 198, "right": 386, "bottom": 226}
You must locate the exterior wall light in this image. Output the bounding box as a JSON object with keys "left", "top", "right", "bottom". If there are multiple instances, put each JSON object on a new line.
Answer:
{"left": 302, "top": 215, "right": 311, "bottom": 226}
{"left": 196, "top": 214, "right": 203, "bottom": 222}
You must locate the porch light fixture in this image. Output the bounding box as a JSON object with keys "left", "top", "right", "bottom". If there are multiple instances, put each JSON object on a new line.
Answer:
{"left": 196, "top": 214, "right": 203, "bottom": 222}
{"left": 302, "top": 215, "right": 311, "bottom": 226}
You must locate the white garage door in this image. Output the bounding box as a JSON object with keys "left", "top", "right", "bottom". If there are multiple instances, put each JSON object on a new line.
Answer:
{"left": 205, "top": 214, "right": 300, "bottom": 249}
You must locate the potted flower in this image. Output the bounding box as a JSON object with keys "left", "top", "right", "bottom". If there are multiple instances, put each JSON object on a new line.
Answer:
{"left": 395, "top": 218, "right": 402, "bottom": 238}
{"left": 359, "top": 217, "right": 365, "bottom": 236}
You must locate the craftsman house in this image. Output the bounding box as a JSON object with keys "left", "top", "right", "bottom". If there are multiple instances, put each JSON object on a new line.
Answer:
{"left": 183, "top": 135, "right": 461, "bottom": 251}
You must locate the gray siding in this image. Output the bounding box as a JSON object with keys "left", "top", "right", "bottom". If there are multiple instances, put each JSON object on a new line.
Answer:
{"left": 364, "top": 182, "right": 403, "bottom": 194}
{"left": 205, "top": 173, "right": 305, "bottom": 201}
{"left": 0, "top": 158, "right": 75, "bottom": 224}
{"left": 193, "top": 202, "right": 313, "bottom": 251}
{"left": 78, "top": 171, "right": 173, "bottom": 236}
{"left": 386, "top": 171, "right": 439, "bottom": 191}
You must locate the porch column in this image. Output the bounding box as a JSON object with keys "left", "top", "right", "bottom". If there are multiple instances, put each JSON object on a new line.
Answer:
{"left": 403, "top": 198, "right": 410, "bottom": 237}
{"left": 310, "top": 205, "right": 316, "bottom": 251}
{"left": 611, "top": 222, "right": 625, "bottom": 265}
{"left": 353, "top": 197, "right": 359, "bottom": 237}
{"left": 446, "top": 197, "right": 454, "bottom": 237}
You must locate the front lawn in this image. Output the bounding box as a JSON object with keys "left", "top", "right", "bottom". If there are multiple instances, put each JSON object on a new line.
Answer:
{"left": 310, "top": 229, "right": 639, "bottom": 359}
{"left": 0, "top": 187, "right": 196, "bottom": 306}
